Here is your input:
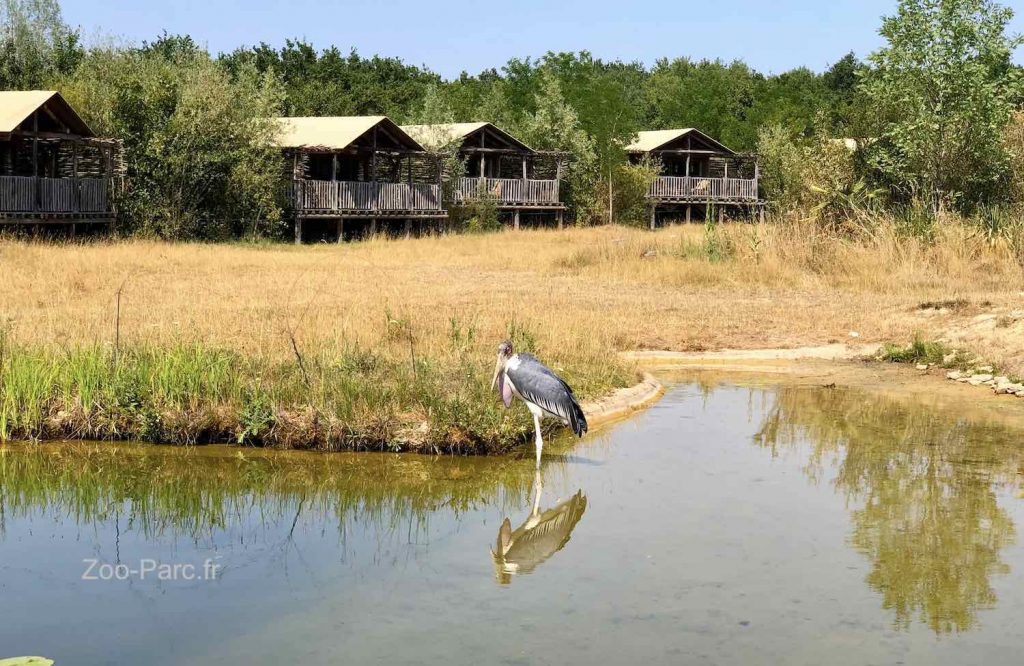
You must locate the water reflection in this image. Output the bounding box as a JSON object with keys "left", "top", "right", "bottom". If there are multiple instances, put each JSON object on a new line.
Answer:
{"left": 0, "top": 441, "right": 535, "bottom": 545}
{"left": 491, "top": 470, "right": 588, "bottom": 584}
{"left": 754, "top": 385, "right": 1021, "bottom": 633}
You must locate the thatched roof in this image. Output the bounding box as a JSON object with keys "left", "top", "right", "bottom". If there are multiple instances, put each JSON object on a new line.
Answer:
{"left": 0, "top": 90, "right": 94, "bottom": 137}
{"left": 274, "top": 116, "right": 424, "bottom": 152}
{"left": 401, "top": 122, "right": 534, "bottom": 153}
{"left": 626, "top": 128, "right": 735, "bottom": 156}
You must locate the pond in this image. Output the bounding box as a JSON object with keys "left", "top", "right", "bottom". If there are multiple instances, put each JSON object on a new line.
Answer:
{"left": 2, "top": 376, "right": 1024, "bottom": 664}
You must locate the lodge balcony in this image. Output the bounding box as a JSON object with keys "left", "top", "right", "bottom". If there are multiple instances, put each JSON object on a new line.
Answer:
{"left": 454, "top": 177, "right": 562, "bottom": 208}
{"left": 0, "top": 175, "right": 112, "bottom": 221}
{"left": 291, "top": 179, "right": 445, "bottom": 218}
{"left": 648, "top": 176, "right": 759, "bottom": 204}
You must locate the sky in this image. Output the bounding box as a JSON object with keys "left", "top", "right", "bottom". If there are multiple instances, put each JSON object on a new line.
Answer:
{"left": 60, "top": 0, "right": 1024, "bottom": 78}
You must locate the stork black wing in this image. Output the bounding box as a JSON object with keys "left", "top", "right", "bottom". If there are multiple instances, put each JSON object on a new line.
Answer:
{"left": 506, "top": 354, "right": 588, "bottom": 437}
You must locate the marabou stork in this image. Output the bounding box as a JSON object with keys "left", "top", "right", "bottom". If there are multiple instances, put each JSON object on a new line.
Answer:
{"left": 491, "top": 470, "right": 588, "bottom": 584}
{"left": 490, "top": 340, "right": 588, "bottom": 468}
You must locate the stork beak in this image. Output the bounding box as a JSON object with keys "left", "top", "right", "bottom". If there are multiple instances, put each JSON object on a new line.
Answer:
{"left": 490, "top": 355, "right": 504, "bottom": 391}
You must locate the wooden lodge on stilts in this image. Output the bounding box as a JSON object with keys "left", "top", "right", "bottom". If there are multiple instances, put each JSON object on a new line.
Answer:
{"left": 0, "top": 91, "right": 119, "bottom": 236}
{"left": 627, "top": 128, "right": 763, "bottom": 228}
{"left": 401, "top": 122, "right": 566, "bottom": 229}
{"left": 277, "top": 116, "right": 447, "bottom": 243}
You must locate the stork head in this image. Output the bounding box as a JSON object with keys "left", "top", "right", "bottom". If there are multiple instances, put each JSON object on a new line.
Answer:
{"left": 490, "top": 340, "right": 514, "bottom": 390}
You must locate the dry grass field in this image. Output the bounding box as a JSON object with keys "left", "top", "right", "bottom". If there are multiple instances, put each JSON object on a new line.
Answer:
{"left": 0, "top": 220, "right": 1022, "bottom": 449}
{"left": 2, "top": 222, "right": 1021, "bottom": 354}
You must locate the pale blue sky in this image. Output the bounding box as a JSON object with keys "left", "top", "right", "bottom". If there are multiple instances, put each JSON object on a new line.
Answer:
{"left": 61, "top": 0, "right": 1024, "bottom": 78}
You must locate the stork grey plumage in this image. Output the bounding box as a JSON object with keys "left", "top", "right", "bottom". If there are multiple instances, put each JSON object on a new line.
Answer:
{"left": 491, "top": 340, "right": 588, "bottom": 467}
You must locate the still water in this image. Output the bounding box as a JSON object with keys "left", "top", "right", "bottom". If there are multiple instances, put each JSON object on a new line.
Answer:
{"left": 2, "top": 378, "right": 1024, "bottom": 664}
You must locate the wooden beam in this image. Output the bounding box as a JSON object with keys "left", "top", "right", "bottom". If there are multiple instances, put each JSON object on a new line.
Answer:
{"left": 458, "top": 147, "right": 528, "bottom": 155}
{"left": 513, "top": 209, "right": 520, "bottom": 230}
{"left": 32, "top": 112, "right": 38, "bottom": 177}
{"left": 295, "top": 218, "right": 303, "bottom": 245}
{"left": 649, "top": 149, "right": 725, "bottom": 155}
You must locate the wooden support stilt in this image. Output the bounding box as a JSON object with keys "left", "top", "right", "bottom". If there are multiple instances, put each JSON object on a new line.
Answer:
{"left": 32, "top": 112, "right": 39, "bottom": 212}
{"left": 759, "top": 205, "right": 765, "bottom": 224}
{"left": 336, "top": 218, "right": 344, "bottom": 243}
{"left": 649, "top": 206, "right": 656, "bottom": 230}
{"left": 686, "top": 205, "right": 691, "bottom": 224}
{"left": 370, "top": 218, "right": 377, "bottom": 236}
{"left": 69, "top": 223, "right": 76, "bottom": 239}
{"left": 557, "top": 210, "right": 564, "bottom": 229}
{"left": 295, "top": 218, "right": 303, "bottom": 245}
{"left": 718, "top": 206, "right": 724, "bottom": 224}
{"left": 404, "top": 219, "right": 412, "bottom": 238}
{"left": 513, "top": 209, "right": 520, "bottom": 230}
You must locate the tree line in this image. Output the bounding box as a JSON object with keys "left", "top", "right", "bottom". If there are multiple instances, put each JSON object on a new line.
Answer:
{"left": 1, "top": 0, "right": 1022, "bottom": 238}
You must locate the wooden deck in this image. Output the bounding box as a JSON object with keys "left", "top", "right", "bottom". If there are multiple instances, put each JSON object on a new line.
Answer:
{"left": 648, "top": 176, "right": 759, "bottom": 203}
{"left": 0, "top": 176, "right": 111, "bottom": 220}
{"left": 292, "top": 179, "right": 445, "bottom": 217}
{"left": 455, "top": 177, "right": 562, "bottom": 208}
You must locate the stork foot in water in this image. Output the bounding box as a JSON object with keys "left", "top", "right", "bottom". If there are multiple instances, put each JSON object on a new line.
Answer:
{"left": 491, "top": 340, "right": 588, "bottom": 468}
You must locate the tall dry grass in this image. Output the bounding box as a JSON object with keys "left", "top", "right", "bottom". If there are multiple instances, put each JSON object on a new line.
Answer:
{"left": 0, "top": 219, "right": 1021, "bottom": 448}
{"left": 2, "top": 220, "right": 1020, "bottom": 352}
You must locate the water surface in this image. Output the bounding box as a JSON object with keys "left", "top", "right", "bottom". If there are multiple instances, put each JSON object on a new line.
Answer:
{"left": 2, "top": 378, "right": 1024, "bottom": 664}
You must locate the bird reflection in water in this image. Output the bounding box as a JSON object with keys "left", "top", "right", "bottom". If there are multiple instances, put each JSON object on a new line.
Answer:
{"left": 491, "top": 470, "right": 587, "bottom": 584}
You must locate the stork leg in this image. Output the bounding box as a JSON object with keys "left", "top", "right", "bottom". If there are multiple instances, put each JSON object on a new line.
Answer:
{"left": 531, "top": 469, "right": 543, "bottom": 516}
{"left": 533, "top": 413, "right": 544, "bottom": 469}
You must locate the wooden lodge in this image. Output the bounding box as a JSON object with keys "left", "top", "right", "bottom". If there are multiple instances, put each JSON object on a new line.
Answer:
{"left": 0, "top": 91, "right": 119, "bottom": 234}
{"left": 627, "top": 128, "right": 762, "bottom": 228}
{"left": 401, "top": 122, "right": 565, "bottom": 228}
{"left": 277, "top": 116, "right": 446, "bottom": 242}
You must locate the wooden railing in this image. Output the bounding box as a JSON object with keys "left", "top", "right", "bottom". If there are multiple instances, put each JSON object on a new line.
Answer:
{"left": 0, "top": 176, "right": 110, "bottom": 214}
{"left": 649, "top": 176, "right": 759, "bottom": 202}
{"left": 455, "top": 177, "right": 559, "bottom": 205}
{"left": 292, "top": 180, "right": 442, "bottom": 212}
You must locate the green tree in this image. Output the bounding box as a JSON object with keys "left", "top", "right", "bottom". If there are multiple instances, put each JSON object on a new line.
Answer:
{"left": 517, "top": 70, "right": 599, "bottom": 224}
{"left": 0, "top": 0, "right": 82, "bottom": 89}
{"left": 644, "top": 58, "right": 758, "bottom": 149}
{"left": 860, "top": 0, "right": 1024, "bottom": 209}
{"left": 62, "top": 35, "right": 286, "bottom": 239}
{"left": 220, "top": 41, "right": 440, "bottom": 119}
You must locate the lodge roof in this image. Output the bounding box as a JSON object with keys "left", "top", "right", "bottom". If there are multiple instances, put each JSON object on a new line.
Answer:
{"left": 400, "top": 122, "right": 534, "bottom": 153}
{"left": 275, "top": 116, "right": 425, "bottom": 152}
{"left": 0, "top": 90, "right": 95, "bottom": 137}
{"left": 626, "top": 128, "right": 736, "bottom": 156}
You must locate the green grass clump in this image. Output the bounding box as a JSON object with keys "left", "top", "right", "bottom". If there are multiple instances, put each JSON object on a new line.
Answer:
{"left": 0, "top": 335, "right": 632, "bottom": 454}
{"left": 879, "top": 335, "right": 952, "bottom": 365}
